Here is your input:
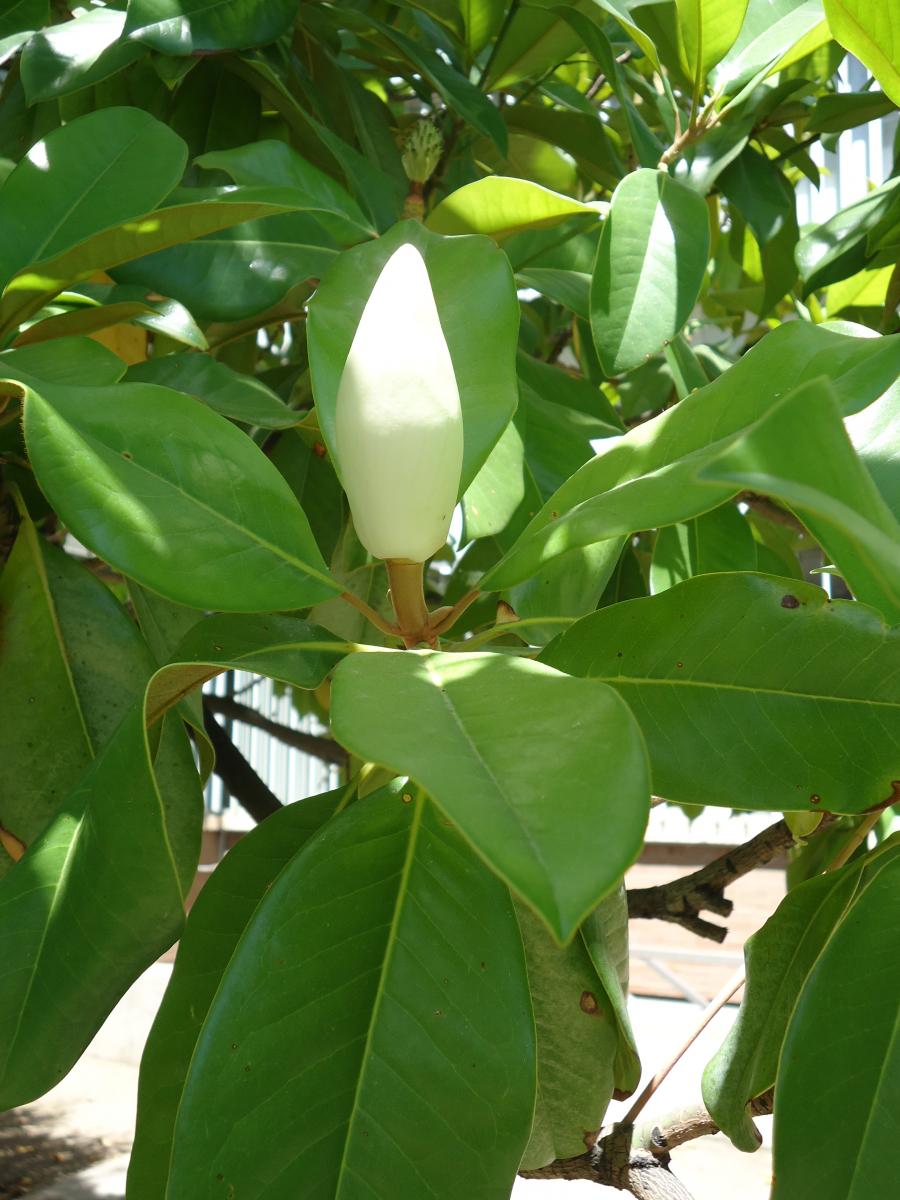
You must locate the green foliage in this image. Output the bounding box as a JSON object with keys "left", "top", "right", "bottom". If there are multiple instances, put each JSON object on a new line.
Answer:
{"left": 0, "top": 1, "right": 897, "bottom": 1195}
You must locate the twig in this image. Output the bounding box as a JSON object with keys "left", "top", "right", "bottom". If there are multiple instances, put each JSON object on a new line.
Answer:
{"left": 428, "top": 588, "right": 482, "bottom": 637}
{"left": 740, "top": 491, "right": 807, "bottom": 533}
{"left": 624, "top": 967, "right": 746, "bottom": 1127}
{"left": 204, "top": 694, "right": 348, "bottom": 767}
{"left": 626, "top": 816, "right": 834, "bottom": 941}
{"left": 339, "top": 590, "right": 401, "bottom": 640}
{"left": 827, "top": 807, "right": 884, "bottom": 871}
{"left": 202, "top": 703, "right": 283, "bottom": 823}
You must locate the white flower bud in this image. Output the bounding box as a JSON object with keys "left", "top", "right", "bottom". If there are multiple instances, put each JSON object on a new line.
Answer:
{"left": 335, "top": 243, "right": 464, "bottom": 563}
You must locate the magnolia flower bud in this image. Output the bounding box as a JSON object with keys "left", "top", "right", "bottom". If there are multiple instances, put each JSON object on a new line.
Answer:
{"left": 401, "top": 120, "right": 443, "bottom": 184}
{"left": 335, "top": 243, "right": 464, "bottom": 564}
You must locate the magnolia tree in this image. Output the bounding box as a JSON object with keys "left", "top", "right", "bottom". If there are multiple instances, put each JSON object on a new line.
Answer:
{"left": 0, "top": 1, "right": 899, "bottom": 1198}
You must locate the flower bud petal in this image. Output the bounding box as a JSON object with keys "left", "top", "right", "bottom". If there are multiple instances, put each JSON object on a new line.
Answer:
{"left": 335, "top": 243, "right": 463, "bottom": 562}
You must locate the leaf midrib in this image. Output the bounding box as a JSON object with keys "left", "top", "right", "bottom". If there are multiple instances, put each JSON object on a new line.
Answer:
{"left": 599, "top": 672, "right": 899, "bottom": 709}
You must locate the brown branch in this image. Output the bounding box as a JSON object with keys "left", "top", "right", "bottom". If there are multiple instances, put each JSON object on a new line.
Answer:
{"left": 204, "top": 694, "right": 348, "bottom": 767}
{"left": 740, "top": 491, "right": 807, "bottom": 533}
{"left": 627, "top": 815, "right": 834, "bottom": 942}
{"left": 519, "top": 1092, "right": 773, "bottom": 1195}
{"left": 202, "top": 704, "right": 283, "bottom": 824}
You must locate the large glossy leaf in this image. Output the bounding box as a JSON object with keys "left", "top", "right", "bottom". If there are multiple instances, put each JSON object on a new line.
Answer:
{"left": 0, "top": 107, "right": 185, "bottom": 294}
{"left": 702, "top": 844, "right": 899, "bottom": 1151}
{"left": 541, "top": 573, "right": 900, "bottom": 813}
{"left": 20, "top": 8, "right": 145, "bottom": 103}
{"left": 581, "top": 887, "right": 640, "bottom": 1095}
{"left": 0, "top": 513, "right": 151, "bottom": 871}
{"left": 650, "top": 502, "right": 757, "bottom": 593}
{"left": 195, "top": 139, "right": 374, "bottom": 239}
{"left": 719, "top": 146, "right": 798, "bottom": 312}
{"left": 3, "top": 188, "right": 347, "bottom": 331}
{"left": 795, "top": 177, "right": 900, "bottom": 295}
{"left": 772, "top": 843, "right": 900, "bottom": 1198}
{"left": 712, "top": 0, "right": 828, "bottom": 93}
{"left": 162, "top": 789, "right": 536, "bottom": 1199}
{"left": 124, "top": 0, "right": 297, "bottom": 55}
{"left": 427, "top": 177, "right": 603, "bottom": 239}
{"left": 143, "top": 613, "right": 348, "bottom": 726}
{"left": 127, "top": 788, "right": 344, "bottom": 1199}
{"left": 308, "top": 219, "right": 519, "bottom": 496}
{"left": 125, "top": 353, "right": 299, "bottom": 429}
{"left": 701, "top": 377, "right": 900, "bottom": 621}
{"left": 846, "top": 375, "right": 900, "bottom": 520}
{"left": 112, "top": 211, "right": 339, "bottom": 323}
{"left": 481, "top": 323, "right": 900, "bottom": 591}
{"left": 0, "top": 703, "right": 202, "bottom": 1109}
{"left": 0, "top": 336, "right": 127, "bottom": 386}
{"left": 330, "top": 651, "right": 650, "bottom": 941}
{"left": 676, "top": 0, "right": 750, "bottom": 84}
{"left": 21, "top": 374, "right": 340, "bottom": 612}
{"left": 517, "top": 901, "right": 620, "bottom": 1169}
{"left": 823, "top": 0, "right": 900, "bottom": 106}
{"left": 591, "top": 168, "right": 710, "bottom": 375}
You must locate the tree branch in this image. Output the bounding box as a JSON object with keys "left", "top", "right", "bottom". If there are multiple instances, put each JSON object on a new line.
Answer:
{"left": 627, "top": 816, "right": 834, "bottom": 941}
{"left": 204, "top": 694, "right": 348, "bottom": 767}
{"left": 519, "top": 1092, "right": 773, "bottom": 1195}
{"left": 202, "top": 703, "right": 284, "bottom": 824}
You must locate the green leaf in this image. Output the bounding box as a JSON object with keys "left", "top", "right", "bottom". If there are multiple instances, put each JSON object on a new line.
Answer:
{"left": 795, "top": 177, "right": 900, "bottom": 295}
{"left": 719, "top": 146, "right": 798, "bottom": 312}
{"left": 144, "top": 612, "right": 347, "bottom": 726}
{"left": 111, "top": 210, "right": 338, "bottom": 323}
{"left": 581, "top": 887, "right": 640, "bottom": 1095}
{"left": 0, "top": 0, "right": 47, "bottom": 43}
{"left": 127, "top": 788, "right": 344, "bottom": 1199}
{"left": 0, "top": 703, "right": 202, "bottom": 1108}
{"left": 21, "top": 374, "right": 340, "bottom": 612}
{"left": 701, "top": 377, "right": 900, "bottom": 621}
{"left": 772, "top": 843, "right": 900, "bottom": 1198}
{"left": 308, "top": 220, "right": 519, "bottom": 496}
{"left": 0, "top": 107, "right": 186, "bottom": 294}
{"left": 554, "top": 9, "right": 663, "bottom": 168}
{"left": 517, "top": 267, "right": 591, "bottom": 319}
{"left": 591, "top": 168, "right": 710, "bottom": 375}
{"left": 427, "top": 177, "right": 603, "bottom": 240}
{"left": 337, "top": 7, "right": 508, "bottom": 153}
{"left": 517, "top": 901, "right": 620, "bottom": 1169}
{"left": 20, "top": 8, "right": 145, "bottom": 103}
{"left": 649, "top": 502, "right": 757, "bottom": 593}
{"left": 484, "top": 0, "right": 588, "bottom": 89}
{"left": 13, "top": 281, "right": 208, "bottom": 351}
{"left": 124, "top": 0, "right": 297, "bottom": 55}
{"left": 846, "top": 372, "right": 900, "bottom": 521}
{"left": 712, "top": 0, "right": 829, "bottom": 93}
{"left": 505, "top": 104, "right": 623, "bottom": 191}
{"left": 702, "top": 846, "right": 896, "bottom": 1151}
{"left": 823, "top": 0, "right": 900, "bottom": 106}
{"left": 462, "top": 0, "right": 505, "bottom": 56}
{"left": 0, "top": 336, "right": 127, "bottom": 385}
{"left": 480, "top": 323, "right": 900, "bottom": 591}
{"left": 676, "top": 0, "right": 750, "bottom": 85}
{"left": 195, "top": 139, "right": 374, "bottom": 239}
{"left": 125, "top": 352, "right": 299, "bottom": 429}
{"left": 161, "top": 789, "right": 536, "bottom": 1199}
{"left": 330, "top": 651, "right": 650, "bottom": 941}
{"left": 3, "top": 188, "right": 348, "bottom": 331}
{"left": 0, "top": 513, "right": 152, "bottom": 871}
{"left": 806, "top": 89, "right": 897, "bottom": 133}
{"left": 541, "top": 572, "right": 900, "bottom": 814}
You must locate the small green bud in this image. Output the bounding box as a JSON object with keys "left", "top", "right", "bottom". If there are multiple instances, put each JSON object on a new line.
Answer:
{"left": 401, "top": 120, "right": 443, "bottom": 184}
